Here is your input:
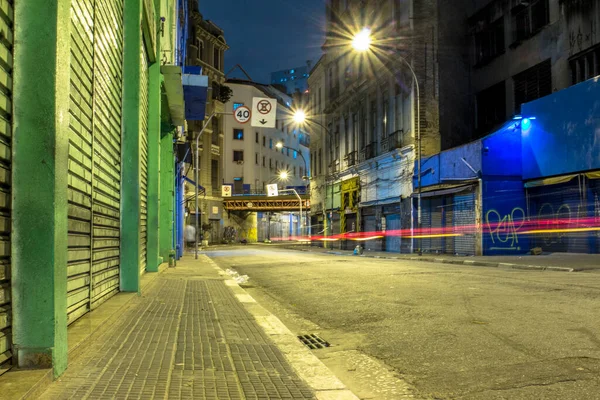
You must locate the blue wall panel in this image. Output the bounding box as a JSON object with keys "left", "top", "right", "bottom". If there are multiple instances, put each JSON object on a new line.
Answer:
{"left": 521, "top": 78, "right": 600, "bottom": 180}
{"left": 482, "top": 124, "right": 523, "bottom": 177}
{"left": 482, "top": 178, "right": 529, "bottom": 255}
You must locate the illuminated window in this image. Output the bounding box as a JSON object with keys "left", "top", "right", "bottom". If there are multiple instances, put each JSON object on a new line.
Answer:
{"left": 233, "top": 128, "right": 244, "bottom": 140}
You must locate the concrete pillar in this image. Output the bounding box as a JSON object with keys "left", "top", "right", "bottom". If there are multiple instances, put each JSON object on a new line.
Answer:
{"left": 159, "top": 129, "right": 175, "bottom": 262}
{"left": 12, "top": 0, "right": 71, "bottom": 377}
{"left": 146, "top": 40, "right": 162, "bottom": 272}
{"left": 121, "top": 0, "right": 143, "bottom": 292}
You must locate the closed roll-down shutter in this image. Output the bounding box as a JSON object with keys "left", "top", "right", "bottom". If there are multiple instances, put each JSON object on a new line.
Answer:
{"left": 140, "top": 43, "right": 149, "bottom": 274}
{"left": 385, "top": 214, "right": 401, "bottom": 252}
{"left": 453, "top": 191, "right": 476, "bottom": 256}
{"left": 68, "top": 0, "right": 124, "bottom": 324}
{"left": 0, "top": 0, "right": 13, "bottom": 371}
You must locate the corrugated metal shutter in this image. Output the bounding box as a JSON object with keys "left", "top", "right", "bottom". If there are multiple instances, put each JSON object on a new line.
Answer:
{"left": 591, "top": 179, "right": 600, "bottom": 253}
{"left": 527, "top": 179, "right": 587, "bottom": 253}
{"left": 68, "top": 0, "right": 124, "bottom": 324}
{"left": 385, "top": 214, "right": 401, "bottom": 252}
{"left": 420, "top": 198, "right": 432, "bottom": 253}
{"left": 454, "top": 190, "right": 476, "bottom": 256}
{"left": 444, "top": 197, "right": 454, "bottom": 254}
{"left": 140, "top": 43, "right": 149, "bottom": 274}
{"left": 92, "top": 0, "right": 123, "bottom": 307}
{"left": 68, "top": 0, "right": 95, "bottom": 324}
{"left": 430, "top": 197, "right": 443, "bottom": 253}
{"left": 0, "top": 0, "right": 13, "bottom": 372}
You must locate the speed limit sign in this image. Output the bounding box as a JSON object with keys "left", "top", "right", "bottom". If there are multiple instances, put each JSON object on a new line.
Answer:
{"left": 233, "top": 106, "right": 251, "bottom": 124}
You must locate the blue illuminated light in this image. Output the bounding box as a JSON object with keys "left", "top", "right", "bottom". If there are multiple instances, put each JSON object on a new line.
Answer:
{"left": 521, "top": 118, "right": 532, "bottom": 134}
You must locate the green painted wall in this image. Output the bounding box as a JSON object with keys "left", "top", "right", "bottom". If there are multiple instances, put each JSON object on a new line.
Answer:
{"left": 121, "top": 0, "right": 143, "bottom": 292}
{"left": 12, "top": 0, "right": 70, "bottom": 377}
{"left": 146, "top": 31, "right": 161, "bottom": 272}
{"left": 159, "top": 129, "right": 175, "bottom": 261}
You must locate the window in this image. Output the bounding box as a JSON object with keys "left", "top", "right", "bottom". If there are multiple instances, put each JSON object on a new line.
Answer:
{"left": 570, "top": 44, "right": 600, "bottom": 85}
{"left": 287, "top": 148, "right": 290, "bottom": 157}
{"left": 263, "top": 136, "right": 266, "bottom": 147}
{"left": 262, "top": 156, "right": 266, "bottom": 167}
{"left": 293, "top": 150, "right": 297, "bottom": 159}
{"left": 474, "top": 18, "right": 505, "bottom": 65}
{"left": 370, "top": 100, "right": 377, "bottom": 142}
{"left": 300, "top": 167, "right": 304, "bottom": 177}
{"left": 255, "top": 152, "right": 259, "bottom": 165}
{"left": 318, "top": 149, "right": 322, "bottom": 175}
{"left": 293, "top": 166, "right": 297, "bottom": 176}
{"left": 255, "top": 131, "right": 259, "bottom": 143}
{"left": 512, "top": 0, "right": 549, "bottom": 44}
{"left": 212, "top": 117, "right": 219, "bottom": 145}
{"left": 477, "top": 81, "right": 506, "bottom": 134}
{"left": 269, "top": 139, "right": 273, "bottom": 149}
{"left": 382, "top": 91, "right": 389, "bottom": 136}
{"left": 233, "top": 150, "right": 244, "bottom": 162}
{"left": 233, "top": 102, "right": 244, "bottom": 111}
{"left": 211, "top": 159, "right": 219, "bottom": 191}
{"left": 197, "top": 39, "right": 204, "bottom": 61}
{"left": 276, "top": 160, "right": 279, "bottom": 170}
{"left": 233, "top": 128, "right": 244, "bottom": 140}
{"left": 513, "top": 59, "right": 551, "bottom": 112}
{"left": 214, "top": 48, "right": 220, "bottom": 69}
{"left": 352, "top": 112, "right": 358, "bottom": 153}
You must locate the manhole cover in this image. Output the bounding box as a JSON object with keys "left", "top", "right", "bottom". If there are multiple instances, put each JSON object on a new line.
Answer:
{"left": 297, "top": 334, "right": 330, "bottom": 349}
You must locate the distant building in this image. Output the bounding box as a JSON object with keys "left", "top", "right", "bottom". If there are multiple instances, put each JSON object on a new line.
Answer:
{"left": 270, "top": 61, "right": 312, "bottom": 95}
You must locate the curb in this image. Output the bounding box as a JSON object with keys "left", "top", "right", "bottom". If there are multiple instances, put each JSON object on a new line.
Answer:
{"left": 203, "top": 255, "right": 360, "bottom": 400}
{"left": 288, "top": 247, "right": 578, "bottom": 273}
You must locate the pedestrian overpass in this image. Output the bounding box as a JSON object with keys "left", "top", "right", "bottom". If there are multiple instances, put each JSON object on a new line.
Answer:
{"left": 222, "top": 194, "right": 310, "bottom": 212}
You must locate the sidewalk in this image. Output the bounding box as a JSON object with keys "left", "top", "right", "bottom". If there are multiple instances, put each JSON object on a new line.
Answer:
{"left": 34, "top": 257, "right": 356, "bottom": 400}
{"left": 276, "top": 243, "right": 600, "bottom": 272}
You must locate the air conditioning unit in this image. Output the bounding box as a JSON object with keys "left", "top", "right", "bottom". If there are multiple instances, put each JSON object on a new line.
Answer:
{"left": 236, "top": 160, "right": 244, "bottom": 165}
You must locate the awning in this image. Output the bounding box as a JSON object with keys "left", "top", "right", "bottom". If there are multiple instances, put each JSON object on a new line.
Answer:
{"left": 524, "top": 174, "right": 577, "bottom": 188}
{"left": 359, "top": 196, "right": 401, "bottom": 208}
{"left": 412, "top": 184, "right": 475, "bottom": 198}
{"left": 585, "top": 170, "right": 600, "bottom": 180}
{"left": 183, "top": 176, "right": 205, "bottom": 193}
{"left": 160, "top": 65, "right": 185, "bottom": 126}
{"left": 182, "top": 67, "right": 209, "bottom": 121}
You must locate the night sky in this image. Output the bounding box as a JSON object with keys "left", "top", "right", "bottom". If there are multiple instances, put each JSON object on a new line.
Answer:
{"left": 199, "top": 0, "right": 326, "bottom": 83}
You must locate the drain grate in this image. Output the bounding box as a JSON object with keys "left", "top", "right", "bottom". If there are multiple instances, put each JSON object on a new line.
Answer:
{"left": 297, "top": 334, "right": 330, "bottom": 349}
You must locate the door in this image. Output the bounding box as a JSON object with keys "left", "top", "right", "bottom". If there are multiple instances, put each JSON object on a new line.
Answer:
{"left": 67, "top": 0, "right": 124, "bottom": 325}
{"left": 0, "top": 0, "right": 14, "bottom": 371}
{"left": 454, "top": 190, "right": 476, "bottom": 256}
{"left": 139, "top": 41, "right": 149, "bottom": 274}
{"left": 385, "top": 214, "right": 401, "bottom": 252}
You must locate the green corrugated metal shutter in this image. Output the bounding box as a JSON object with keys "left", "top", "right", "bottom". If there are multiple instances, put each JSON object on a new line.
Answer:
{"left": 68, "top": 0, "right": 123, "bottom": 324}
{"left": 92, "top": 0, "right": 123, "bottom": 307}
{"left": 0, "top": 0, "right": 13, "bottom": 372}
{"left": 140, "top": 43, "right": 149, "bottom": 274}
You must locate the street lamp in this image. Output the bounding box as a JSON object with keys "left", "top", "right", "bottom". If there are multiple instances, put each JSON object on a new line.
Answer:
{"left": 351, "top": 27, "right": 422, "bottom": 251}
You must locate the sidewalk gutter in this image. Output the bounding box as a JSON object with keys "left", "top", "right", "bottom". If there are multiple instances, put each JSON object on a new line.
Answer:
{"left": 203, "top": 255, "right": 360, "bottom": 400}
{"left": 283, "top": 245, "right": 578, "bottom": 272}
{"left": 2, "top": 263, "right": 170, "bottom": 400}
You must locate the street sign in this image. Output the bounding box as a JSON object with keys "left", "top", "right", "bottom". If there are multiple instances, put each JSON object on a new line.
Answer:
{"left": 251, "top": 97, "right": 277, "bottom": 128}
{"left": 266, "top": 183, "right": 278, "bottom": 197}
{"left": 222, "top": 184, "right": 232, "bottom": 197}
{"left": 233, "top": 105, "right": 251, "bottom": 124}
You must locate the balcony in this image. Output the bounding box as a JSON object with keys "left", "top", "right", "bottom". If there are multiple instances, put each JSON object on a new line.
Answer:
{"left": 360, "top": 142, "right": 377, "bottom": 162}
{"left": 345, "top": 151, "right": 357, "bottom": 168}
{"left": 328, "top": 159, "right": 339, "bottom": 174}
{"left": 385, "top": 130, "right": 408, "bottom": 152}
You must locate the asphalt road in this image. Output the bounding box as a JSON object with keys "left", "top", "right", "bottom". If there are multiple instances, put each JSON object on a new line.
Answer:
{"left": 205, "top": 246, "right": 600, "bottom": 400}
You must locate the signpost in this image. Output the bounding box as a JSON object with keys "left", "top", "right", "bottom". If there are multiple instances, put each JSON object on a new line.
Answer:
{"left": 233, "top": 105, "right": 251, "bottom": 124}
{"left": 221, "top": 184, "right": 232, "bottom": 197}
{"left": 251, "top": 97, "right": 277, "bottom": 128}
{"left": 266, "top": 183, "right": 278, "bottom": 197}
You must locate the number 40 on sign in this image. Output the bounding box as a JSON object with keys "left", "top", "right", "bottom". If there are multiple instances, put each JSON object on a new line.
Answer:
{"left": 233, "top": 106, "right": 251, "bottom": 124}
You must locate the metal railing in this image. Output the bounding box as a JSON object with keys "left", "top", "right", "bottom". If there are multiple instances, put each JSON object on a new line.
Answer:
{"left": 387, "top": 129, "right": 408, "bottom": 151}
{"left": 345, "top": 151, "right": 357, "bottom": 168}
{"left": 360, "top": 142, "right": 377, "bottom": 162}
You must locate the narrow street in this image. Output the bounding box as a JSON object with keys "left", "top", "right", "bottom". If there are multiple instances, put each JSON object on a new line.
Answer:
{"left": 206, "top": 246, "right": 600, "bottom": 400}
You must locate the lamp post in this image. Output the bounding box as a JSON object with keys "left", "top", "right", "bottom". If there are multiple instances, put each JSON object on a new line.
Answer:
{"left": 193, "top": 111, "right": 231, "bottom": 259}
{"left": 351, "top": 27, "right": 422, "bottom": 250}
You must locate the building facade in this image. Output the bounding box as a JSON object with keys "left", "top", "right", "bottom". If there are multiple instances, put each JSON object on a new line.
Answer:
{"left": 222, "top": 80, "right": 310, "bottom": 242}
{"left": 270, "top": 61, "right": 312, "bottom": 95}
{"left": 4, "top": 0, "right": 200, "bottom": 377}
{"left": 183, "top": 10, "right": 229, "bottom": 244}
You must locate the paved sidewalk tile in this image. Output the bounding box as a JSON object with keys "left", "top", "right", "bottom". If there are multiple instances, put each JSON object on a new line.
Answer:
{"left": 40, "top": 261, "right": 314, "bottom": 400}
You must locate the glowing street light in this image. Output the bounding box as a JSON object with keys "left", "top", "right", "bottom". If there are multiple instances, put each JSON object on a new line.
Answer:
{"left": 293, "top": 110, "right": 306, "bottom": 124}
{"left": 279, "top": 171, "right": 289, "bottom": 180}
{"left": 352, "top": 27, "right": 372, "bottom": 52}
{"left": 275, "top": 141, "right": 283, "bottom": 149}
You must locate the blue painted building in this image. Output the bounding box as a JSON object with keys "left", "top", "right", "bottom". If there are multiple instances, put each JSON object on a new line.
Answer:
{"left": 413, "top": 77, "right": 600, "bottom": 255}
